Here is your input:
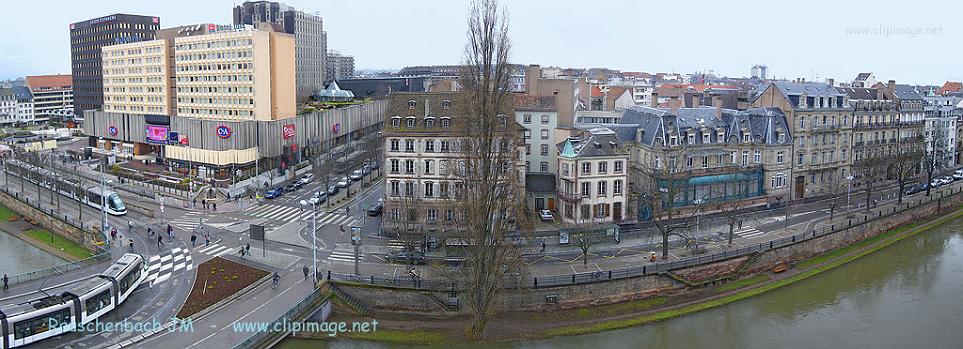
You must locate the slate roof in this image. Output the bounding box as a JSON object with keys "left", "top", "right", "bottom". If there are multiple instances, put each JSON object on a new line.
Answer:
{"left": 854, "top": 72, "right": 872, "bottom": 81}
{"left": 0, "top": 87, "right": 31, "bottom": 102}
{"left": 615, "top": 105, "right": 792, "bottom": 147}
{"left": 892, "top": 84, "right": 923, "bottom": 101}
{"left": 838, "top": 87, "right": 880, "bottom": 100}
{"left": 770, "top": 81, "right": 846, "bottom": 98}
{"left": 557, "top": 126, "right": 629, "bottom": 158}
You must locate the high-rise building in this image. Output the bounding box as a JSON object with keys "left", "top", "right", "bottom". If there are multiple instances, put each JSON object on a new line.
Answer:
{"left": 26, "top": 75, "right": 73, "bottom": 123}
{"left": 234, "top": 1, "right": 326, "bottom": 103}
{"left": 69, "top": 14, "right": 160, "bottom": 118}
{"left": 325, "top": 51, "right": 354, "bottom": 82}
{"left": 751, "top": 65, "right": 768, "bottom": 80}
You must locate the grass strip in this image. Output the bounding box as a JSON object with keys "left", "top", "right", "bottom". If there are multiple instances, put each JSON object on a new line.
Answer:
{"left": 0, "top": 205, "right": 18, "bottom": 221}
{"left": 571, "top": 296, "right": 668, "bottom": 319}
{"left": 22, "top": 228, "right": 94, "bottom": 260}
{"left": 716, "top": 275, "right": 769, "bottom": 293}
{"left": 340, "top": 328, "right": 447, "bottom": 345}
{"left": 545, "top": 206, "right": 963, "bottom": 337}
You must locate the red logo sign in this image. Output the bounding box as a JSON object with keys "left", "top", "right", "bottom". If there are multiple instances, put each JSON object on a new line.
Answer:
{"left": 208, "top": 24, "right": 216, "bottom": 31}
{"left": 108, "top": 125, "right": 118, "bottom": 136}
{"left": 282, "top": 124, "right": 296, "bottom": 139}
{"left": 152, "top": 17, "right": 159, "bottom": 24}
{"left": 180, "top": 137, "right": 189, "bottom": 146}
{"left": 216, "top": 125, "right": 232, "bottom": 139}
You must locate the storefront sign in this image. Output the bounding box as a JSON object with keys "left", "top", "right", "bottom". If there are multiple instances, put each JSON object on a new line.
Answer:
{"left": 216, "top": 125, "right": 232, "bottom": 139}
{"left": 332, "top": 123, "right": 341, "bottom": 134}
{"left": 180, "top": 137, "right": 189, "bottom": 146}
{"left": 146, "top": 125, "right": 169, "bottom": 144}
{"left": 108, "top": 125, "right": 118, "bottom": 136}
{"left": 282, "top": 124, "right": 296, "bottom": 139}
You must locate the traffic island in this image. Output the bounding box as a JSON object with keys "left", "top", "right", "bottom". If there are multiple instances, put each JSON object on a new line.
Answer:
{"left": 176, "top": 257, "right": 269, "bottom": 319}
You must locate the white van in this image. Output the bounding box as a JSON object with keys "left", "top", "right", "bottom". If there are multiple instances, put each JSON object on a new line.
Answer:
{"left": 954, "top": 169, "right": 963, "bottom": 181}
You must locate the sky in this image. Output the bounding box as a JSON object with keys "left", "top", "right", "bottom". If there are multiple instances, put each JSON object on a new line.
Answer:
{"left": 1, "top": 0, "right": 961, "bottom": 85}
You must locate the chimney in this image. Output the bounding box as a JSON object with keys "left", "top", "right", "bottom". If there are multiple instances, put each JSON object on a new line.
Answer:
{"left": 669, "top": 96, "right": 680, "bottom": 113}
{"left": 888, "top": 80, "right": 896, "bottom": 91}
{"left": 690, "top": 93, "right": 701, "bottom": 108}
{"left": 525, "top": 64, "right": 541, "bottom": 94}
{"left": 712, "top": 95, "right": 723, "bottom": 116}
{"left": 827, "top": 78, "right": 834, "bottom": 87}
{"left": 650, "top": 92, "right": 659, "bottom": 108}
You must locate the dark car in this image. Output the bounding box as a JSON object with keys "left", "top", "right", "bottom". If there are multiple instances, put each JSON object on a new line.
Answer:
{"left": 387, "top": 250, "right": 426, "bottom": 265}
{"left": 265, "top": 187, "right": 284, "bottom": 199}
{"left": 327, "top": 185, "right": 340, "bottom": 196}
{"left": 367, "top": 202, "right": 383, "bottom": 216}
{"left": 904, "top": 183, "right": 928, "bottom": 196}
{"left": 284, "top": 183, "right": 299, "bottom": 193}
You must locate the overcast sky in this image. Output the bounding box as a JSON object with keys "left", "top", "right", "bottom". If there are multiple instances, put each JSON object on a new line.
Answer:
{"left": 1, "top": 0, "right": 960, "bottom": 85}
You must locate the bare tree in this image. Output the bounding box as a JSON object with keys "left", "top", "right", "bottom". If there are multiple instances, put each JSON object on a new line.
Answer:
{"left": 636, "top": 147, "right": 697, "bottom": 259}
{"left": 443, "top": 0, "right": 524, "bottom": 339}
{"left": 558, "top": 204, "right": 607, "bottom": 267}
{"left": 308, "top": 141, "right": 335, "bottom": 209}
{"left": 855, "top": 149, "right": 887, "bottom": 211}
{"left": 922, "top": 129, "right": 949, "bottom": 197}
{"left": 891, "top": 135, "right": 923, "bottom": 204}
{"left": 778, "top": 196, "right": 795, "bottom": 228}
{"left": 385, "top": 190, "right": 424, "bottom": 269}
{"left": 718, "top": 199, "right": 744, "bottom": 245}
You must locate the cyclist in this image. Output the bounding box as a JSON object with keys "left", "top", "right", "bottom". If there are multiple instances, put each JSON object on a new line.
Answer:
{"left": 271, "top": 273, "right": 280, "bottom": 289}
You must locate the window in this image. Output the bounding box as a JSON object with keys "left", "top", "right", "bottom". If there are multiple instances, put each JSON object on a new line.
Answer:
{"left": 540, "top": 162, "right": 548, "bottom": 172}
{"left": 598, "top": 181, "right": 607, "bottom": 196}
{"left": 743, "top": 133, "right": 751, "bottom": 143}
{"left": 524, "top": 130, "right": 531, "bottom": 139}
{"left": 778, "top": 132, "right": 785, "bottom": 143}
{"left": 445, "top": 209, "right": 454, "bottom": 222}
{"left": 425, "top": 139, "right": 435, "bottom": 152}
{"left": 540, "top": 129, "right": 549, "bottom": 140}
{"left": 405, "top": 160, "right": 415, "bottom": 174}
{"left": 441, "top": 117, "right": 450, "bottom": 129}
{"left": 580, "top": 204, "right": 590, "bottom": 220}
{"left": 390, "top": 159, "right": 400, "bottom": 174}
{"left": 442, "top": 100, "right": 451, "bottom": 109}
{"left": 777, "top": 151, "right": 784, "bottom": 163}
{"left": 669, "top": 136, "right": 677, "bottom": 145}
{"left": 390, "top": 139, "right": 399, "bottom": 152}
{"left": 561, "top": 163, "right": 570, "bottom": 176}
{"left": 426, "top": 209, "right": 437, "bottom": 222}
{"left": 408, "top": 99, "right": 416, "bottom": 108}
{"left": 406, "top": 117, "right": 416, "bottom": 128}
{"left": 541, "top": 115, "right": 550, "bottom": 124}
{"left": 391, "top": 117, "right": 400, "bottom": 128}
{"left": 800, "top": 117, "right": 806, "bottom": 128}
{"left": 598, "top": 161, "right": 607, "bottom": 174}
{"left": 405, "top": 139, "right": 415, "bottom": 152}
{"left": 404, "top": 182, "right": 414, "bottom": 197}
{"left": 525, "top": 144, "right": 531, "bottom": 155}
{"left": 581, "top": 182, "right": 591, "bottom": 197}
{"left": 424, "top": 160, "right": 434, "bottom": 174}
{"left": 581, "top": 162, "right": 591, "bottom": 175}
{"left": 614, "top": 180, "right": 623, "bottom": 195}
{"left": 525, "top": 161, "right": 530, "bottom": 172}
{"left": 702, "top": 155, "right": 709, "bottom": 168}
{"left": 703, "top": 133, "right": 710, "bottom": 144}
{"left": 540, "top": 144, "right": 549, "bottom": 156}
{"left": 754, "top": 150, "right": 761, "bottom": 163}
{"left": 425, "top": 118, "right": 434, "bottom": 128}
{"left": 742, "top": 150, "right": 749, "bottom": 166}
{"left": 688, "top": 133, "right": 695, "bottom": 144}
{"left": 440, "top": 140, "right": 450, "bottom": 152}
{"left": 523, "top": 114, "right": 531, "bottom": 124}
{"left": 424, "top": 182, "right": 434, "bottom": 197}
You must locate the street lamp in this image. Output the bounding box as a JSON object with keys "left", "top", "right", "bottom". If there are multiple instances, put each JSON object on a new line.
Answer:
{"left": 846, "top": 175, "right": 854, "bottom": 216}
{"left": 101, "top": 168, "right": 113, "bottom": 247}
{"left": 300, "top": 199, "right": 319, "bottom": 286}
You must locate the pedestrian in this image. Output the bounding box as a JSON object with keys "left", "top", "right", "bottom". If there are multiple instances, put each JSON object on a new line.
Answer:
{"left": 167, "top": 224, "right": 173, "bottom": 238}
{"left": 147, "top": 227, "right": 154, "bottom": 236}
{"left": 303, "top": 265, "right": 309, "bottom": 280}
{"left": 128, "top": 238, "right": 134, "bottom": 253}
{"left": 110, "top": 227, "right": 117, "bottom": 241}
{"left": 738, "top": 219, "right": 743, "bottom": 230}
{"left": 157, "top": 234, "right": 163, "bottom": 247}
{"left": 190, "top": 233, "right": 197, "bottom": 247}
{"left": 212, "top": 202, "right": 217, "bottom": 211}
{"left": 239, "top": 247, "right": 246, "bottom": 258}
{"left": 193, "top": 198, "right": 197, "bottom": 208}
{"left": 127, "top": 221, "right": 133, "bottom": 234}
{"left": 540, "top": 240, "right": 546, "bottom": 253}
{"left": 245, "top": 243, "right": 251, "bottom": 255}
{"left": 2, "top": 274, "right": 8, "bottom": 291}
{"left": 205, "top": 233, "right": 210, "bottom": 246}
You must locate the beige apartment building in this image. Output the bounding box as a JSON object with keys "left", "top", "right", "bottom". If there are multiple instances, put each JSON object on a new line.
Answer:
{"left": 102, "top": 39, "right": 171, "bottom": 115}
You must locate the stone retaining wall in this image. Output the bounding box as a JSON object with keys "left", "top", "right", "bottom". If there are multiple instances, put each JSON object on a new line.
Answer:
{"left": 336, "top": 191, "right": 963, "bottom": 314}
{"left": 0, "top": 190, "right": 100, "bottom": 252}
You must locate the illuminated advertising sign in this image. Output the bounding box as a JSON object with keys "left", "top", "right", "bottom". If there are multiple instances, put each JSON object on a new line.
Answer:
{"left": 282, "top": 124, "right": 296, "bottom": 139}
{"left": 216, "top": 125, "right": 232, "bottom": 139}
{"left": 146, "top": 125, "right": 169, "bottom": 144}
{"left": 108, "top": 125, "right": 118, "bottom": 136}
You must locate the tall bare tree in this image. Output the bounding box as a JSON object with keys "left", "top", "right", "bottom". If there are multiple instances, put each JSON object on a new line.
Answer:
{"left": 823, "top": 175, "right": 848, "bottom": 221}
{"left": 853, "top": 148, "right": 887, "bottom": 211}
{"left": 444, "top": 0, "right": 524, "bottom": 339}
{"left": 718, "top": 199, "right": 744, "bottom": 245}
{"left": 385, "top": 189, "right": 424, "bottom": 269}
{"left": 922, "top": 128, "right": 949, "bottom": 197}
{"left": 891, "top": 134, "right": 923, "bottom": 204}
{"left": 636, "top": 147, "right": 697, "bottom": 259}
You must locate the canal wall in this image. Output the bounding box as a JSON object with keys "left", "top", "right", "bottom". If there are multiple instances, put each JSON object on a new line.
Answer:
{"left": 0, "top": 189, "right": 101, "bottom": 254}
{"left": 333, "top": 189, "right": 963, "bottom": 314}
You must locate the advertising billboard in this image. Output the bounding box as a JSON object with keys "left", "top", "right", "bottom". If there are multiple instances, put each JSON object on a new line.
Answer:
{"left": 146, "top": 125, "right": 169, "bottom": 144}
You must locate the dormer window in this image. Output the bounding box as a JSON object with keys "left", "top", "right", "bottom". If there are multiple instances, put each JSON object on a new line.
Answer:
{"left": 406, "top": 116, "right": 416, "bottom": 128}
{"left": 408, "top": 100, "right": 417, "bottom": 108}
{"left": 669, "top": 136, "right": 678, "bottom": 146}
{"left": 441, "top": 117, "right": 451, "bottom": 129}
{"left": 687, "top": 133, "right": 695, "bottom": 144}
{"left": 743, "top": 133, "right": 751, "bottom": 143}
{"left": 442, "top": 100, "right": 451, "bottom": 109}
{"left": 391, "top": 116, "right": 401, "bottom": 128}
{"left": 425, "top": 117, "right": 435, "bottom": 128}
{"left": 702, "top": 133, "right": 710, "bottom": 144}
{"left": 778, "top": 132, "right": 786, "bottom": 143}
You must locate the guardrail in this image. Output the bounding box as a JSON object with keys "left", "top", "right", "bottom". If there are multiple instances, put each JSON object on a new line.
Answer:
{"left": 232, "top": 285, "right": 327, "bottom": 349}
{"left": 7, "top": 250, "right": 111, "bottom": 286}
{"left": 330, "top": 186, "right": 963, "bottom": 290}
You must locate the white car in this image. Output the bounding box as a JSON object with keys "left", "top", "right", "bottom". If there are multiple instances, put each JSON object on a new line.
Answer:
{"left": 539, "top": 210, "right": 553, "bottom": 221}
{"left": 954, "top": 170, "right": 963, "bottom": 181}
{"left": 336, "top": 176, "right": 349, "bottom": 188}
{"left": 307, "top": 191, "right": 326, "bottom": 205}
{"left": 299, "top": 173, "right": 315, "bottom": 184}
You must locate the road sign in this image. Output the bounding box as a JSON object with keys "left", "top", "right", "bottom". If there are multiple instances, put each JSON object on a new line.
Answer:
{"left": 250, "top": 224, "right": 265, "bottom": 241}
{"left": 350, "top": 226, "right": 362, "bottom": 246}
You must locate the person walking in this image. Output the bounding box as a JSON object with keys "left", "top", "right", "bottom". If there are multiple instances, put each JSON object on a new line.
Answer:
{"left": 239, "top": 247, "right": 246, "bottom": 258}
{"left": 272, "top": 272, "right": 280, "bottom": 289}
{"left": 245, "top": 243, "right": 251, "bottom": 256}
{"left": 128, "top": 238, "right": 134, "bottom": 253}
{"left": 127, "top": 221, "right": 134, "bottom": 234}
{"left": 205, "top": 233, "right": 210, "bottom": 246}
{"left": 167, "top": 224, "right": 174, "bottom": 238}
{"left": 212, "top": 202, "right": 216, "bottom": 211}
{"left": 157, "top": 234, "right": 163, "bottom": 247}
{"left": 738, "top": 219, "right": 743, "bottom": 230}
{"left": 193, "top": 197, "right": 197, "bottom": 208}
{"left": 302, "top": 265, "right": 309, "bottom": 280}
{"left": 190, "top": 233, "right": 197, "bottom": 247}
{"left": 147, "top": 227, "right": 154, "bottom": 237}
{"left": 2, "top": 274, "right": 8, "bottom": 291}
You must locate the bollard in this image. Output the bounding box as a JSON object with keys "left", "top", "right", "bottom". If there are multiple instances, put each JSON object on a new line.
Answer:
{"left": 326, "top": 270, "right": 331, "bottom": 280}
{"left": 608, "top": 270, "right": 612, "bottom": 279}
{"left": 572, "top": 274, "right": 576, "bottom": 283}
{"left": 534, "top": 277, "right": 538, "bottom": 287}
{"left": 770, "top": 241, "right": 773, "bottom": 249}
{"left": 643, "top": 265, "right": 646, "bottom": 274}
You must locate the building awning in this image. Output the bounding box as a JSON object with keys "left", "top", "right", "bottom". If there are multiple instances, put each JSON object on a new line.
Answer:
{"left": 687, "top": 172, "right": 760, "bottom": 186}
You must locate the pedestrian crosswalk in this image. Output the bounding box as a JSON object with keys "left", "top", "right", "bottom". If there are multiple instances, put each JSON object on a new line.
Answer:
{"left": 328, "top": 248, "right": 363, "bottom": 263}
{"left": 386, "top": 239, "right": 407, "bottom": 250}
{"left": 244, "top": 203, "right": 359, "bottom": 226}
{"left": 733, "top": 226, "right": 765, "bottom": 239}
{"left": 170, "top": 211, "right": 205, "bottom": 232}
{"left": 194, "top": 242, "right": 234, "bottom": 258}
{"left": 144, "top": 247, "right": 193, "bottom": 286}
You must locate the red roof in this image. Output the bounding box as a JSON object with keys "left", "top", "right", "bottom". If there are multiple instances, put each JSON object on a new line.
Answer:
{"left": 939, "top": 81, "right": 962, "bottom": 95}
{"left": 26, "top": 74, "right": 72, "bottom": 92}
{"left": 591, "top": 86, "right": 604, "bottom": 97}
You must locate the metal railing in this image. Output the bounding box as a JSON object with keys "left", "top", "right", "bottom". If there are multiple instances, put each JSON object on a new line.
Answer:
{"left": 7, "top": 250, "right": 111, "bottom": 286}
{"left": 232, "top": 285, "right": 327, "bottom": 349}
{"left": 329, "top": 186, "right": 963, "bottom": 291}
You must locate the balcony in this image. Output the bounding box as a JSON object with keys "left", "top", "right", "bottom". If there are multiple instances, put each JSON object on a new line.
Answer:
{"left": 557, "top": 191, "right": 584, "bottom": 202}
{"left": 810, "top": 123, "right": 840, "bottom": 131}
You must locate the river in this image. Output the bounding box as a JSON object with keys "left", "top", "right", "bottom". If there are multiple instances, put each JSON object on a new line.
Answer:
{"left": 278, "top": 216, "right": 963, "bottom": 349}
{"left": 0, "top": 229, "right": 66, "bottom": 277}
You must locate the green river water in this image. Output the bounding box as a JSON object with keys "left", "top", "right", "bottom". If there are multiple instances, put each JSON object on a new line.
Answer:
{"left": 278, "top": 216, "right": 963, "bottom": 349}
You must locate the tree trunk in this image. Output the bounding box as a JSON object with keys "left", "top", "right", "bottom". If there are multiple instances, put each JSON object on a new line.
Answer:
{"left": 727, "top": 224, "right": 734, "bottom": 245}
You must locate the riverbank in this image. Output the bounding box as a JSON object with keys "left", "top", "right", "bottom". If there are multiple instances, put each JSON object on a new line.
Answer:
{"left": 310, "top": 204, "right": 963, "bottom": 344}
{"left": 0, "top": 204, "right": 91, "bottom": 262}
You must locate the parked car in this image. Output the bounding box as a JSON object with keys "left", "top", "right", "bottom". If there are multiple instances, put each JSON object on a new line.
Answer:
{"left": 942, "top": 175, "right": 955, "bottom": 184}
{"left": 362, "top": 165, "right": 371, "bottom": 175}
{"left": 369, "top": 160, "right": 380, "bottom": 170}
{"left": 539, "top": 209, "right": 553, "bottom": 221}
{"left": 336, "top": 176, "right": 349, "bottom": 188}
{"left": 327, "top": 185, "right": 340, "bottom": 196}
{"left": 904, "top": 183, "right": 926, "bottom": 196}
{"left": 284, "top": 183, "right": 300, "bottom": 193}
{"left": 387, "top": 250, "right": 426, "bottom": 265}
{"left": 931, "top": 179, "right": 942, "bottom": 188}
{"left": 307, "top": 191, "right": 327, "bottom": 205}
{"left": 367, "top": 202, "right": 383, "bottom": 216}
{"left": 299, "top": 173, "right": 315, "bottom": 184}
{"left": 265, "top": 187, "right": 284, "bottom": 199}
{"left": 954, "top": 170, "right": 963, "bottom": 181}
{"left": 350, "top": 169, "right": 364, "bottom": 181}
